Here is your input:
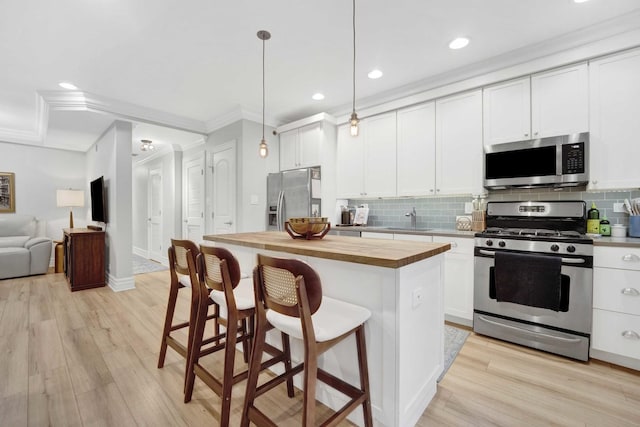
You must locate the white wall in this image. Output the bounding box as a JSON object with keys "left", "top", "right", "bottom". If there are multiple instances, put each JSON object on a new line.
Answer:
{"left": 0, "top": 141, "right": 86, "bottom": 240}
{"left": 240, "top": 120, "right": 279, "bottom": 232}
{"left": 86, "top": 121, "right": 134, "bottom": 291}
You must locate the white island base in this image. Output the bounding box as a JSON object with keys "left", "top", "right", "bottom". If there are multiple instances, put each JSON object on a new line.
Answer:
{"left": 209, "top": 234, "right": 446, "bottom": 427}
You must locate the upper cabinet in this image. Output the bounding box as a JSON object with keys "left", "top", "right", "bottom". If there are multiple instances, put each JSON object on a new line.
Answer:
{"left": 483, "top": 77, "right": 531, "bottom": 145}
{"left": 589, "top": 48, "right": 640, "bottom": 190}
{"left": 397, "top": 103, "right": 436, "bottom": 196}
{"left": 279, "top": 122, "right": 323, "bottom": 170}
{"left": 531, "top": 64, "right": 589, "bottom": 138}
{"left": 336, "top": 112, "right": 397, "bottom": 198}
{"left": 483, "top": 64, "right": 589, "bottom": 145}
{"left": 436, "top": 90, "right": 484, "bottom": 196}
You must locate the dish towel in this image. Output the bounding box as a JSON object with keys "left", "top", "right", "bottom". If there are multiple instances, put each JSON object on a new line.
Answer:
{"left": 494, "top": 251, "right": 562, "bottom": 312}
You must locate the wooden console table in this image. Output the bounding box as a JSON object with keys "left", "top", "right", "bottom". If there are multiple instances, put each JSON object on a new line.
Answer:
{"left": 63, "top": 228, "right": 106, "bottom": 291}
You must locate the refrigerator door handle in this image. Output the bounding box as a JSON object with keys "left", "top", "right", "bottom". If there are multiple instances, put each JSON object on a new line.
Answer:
{"left": 277, "top": 190, "right": 284, "bottom": 231}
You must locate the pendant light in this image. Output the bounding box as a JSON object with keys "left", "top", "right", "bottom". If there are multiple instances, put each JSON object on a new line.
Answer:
{"left": 257, "top": 30, "right": 271, "bottom": 158}
{"left": 349, "top": 0, "right": 359, "bottom": 137}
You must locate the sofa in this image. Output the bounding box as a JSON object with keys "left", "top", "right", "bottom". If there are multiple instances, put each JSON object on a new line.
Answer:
{"left": 0, "top": 215, "right": 52, "bottom": 280}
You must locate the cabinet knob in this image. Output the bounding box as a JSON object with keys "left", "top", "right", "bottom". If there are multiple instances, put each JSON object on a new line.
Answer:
{"left": 524, "top": 133, "right": 529, "bottom": 137}
{"left": 534, "top": 132, "right": 539, "bottom": 136}
{"left": 429, "top": 189, "right": 434, "bottom": 193}
{"left": 622, "top": 254, "right": 640, "bottom": 262}
{"left": 621, "top": 287, "right": 640, "bottom": 296}
{"left": 621, "top": 330, "right": 640, "bottom": 340}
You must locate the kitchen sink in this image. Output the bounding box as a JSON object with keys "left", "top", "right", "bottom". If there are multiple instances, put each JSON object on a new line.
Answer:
{"left": 382, "top": 227, "right": 432, "bottom": 232}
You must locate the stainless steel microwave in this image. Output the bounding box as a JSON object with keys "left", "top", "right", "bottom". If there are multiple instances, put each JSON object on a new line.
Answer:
{"left": 484, "top": 132, "right": 589, "bottom": 190}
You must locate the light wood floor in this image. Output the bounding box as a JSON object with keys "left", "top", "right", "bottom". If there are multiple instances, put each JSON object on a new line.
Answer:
{"left": 1, "top": 270, "right": 639, "bottom": 426}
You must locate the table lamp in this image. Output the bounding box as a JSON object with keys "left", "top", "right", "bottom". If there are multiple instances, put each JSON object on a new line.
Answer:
{"left": 57, "top": 189, "right": 85, "bottom": 228}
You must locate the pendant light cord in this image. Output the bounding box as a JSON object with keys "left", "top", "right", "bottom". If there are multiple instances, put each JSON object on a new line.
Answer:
{"left": 352, "top": 0, "right": 356, "bottom": 115}
{"left": 262, "top": 36, "right": 266, "bottom": 140}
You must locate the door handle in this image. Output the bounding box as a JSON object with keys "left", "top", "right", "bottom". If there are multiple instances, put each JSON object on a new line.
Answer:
{"left": 622, "top": 254, "right": 640, "bottom": 262}
{"left": 224, "top": 221, "right": 233, "bottom": 225}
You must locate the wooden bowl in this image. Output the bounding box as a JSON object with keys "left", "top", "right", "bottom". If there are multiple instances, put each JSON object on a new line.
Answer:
{"left": 287, "top": 217, "right": 329, "bottom": 235}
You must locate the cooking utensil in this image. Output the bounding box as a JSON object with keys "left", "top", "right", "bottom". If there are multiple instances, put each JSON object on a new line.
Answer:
{"left": 624, "top": 199, "right": 634, "bottom": 215}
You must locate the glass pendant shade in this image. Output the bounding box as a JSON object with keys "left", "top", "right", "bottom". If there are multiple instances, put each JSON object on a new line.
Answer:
{"left": 259, "top": 139, "right": 268, "bottom": 158}
{"left": 349, "top": 112, "right": 360, "bottom": 137}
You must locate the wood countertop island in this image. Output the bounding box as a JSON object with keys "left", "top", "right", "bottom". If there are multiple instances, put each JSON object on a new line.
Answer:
{"left": 204, "top": 231, "right": 450, "bottom": 268}
{"left": 203, "top": 231, "right": 450, "bottom": 427}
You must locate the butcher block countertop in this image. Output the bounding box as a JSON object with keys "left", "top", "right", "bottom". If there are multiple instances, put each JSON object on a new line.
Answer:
{"left": 204, "top": 231, "right": 450, "bottom": 268}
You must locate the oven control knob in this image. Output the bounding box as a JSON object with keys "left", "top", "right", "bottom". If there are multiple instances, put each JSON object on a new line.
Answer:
{"left": 550, "top": 244, "right": 560, "bottom": 252}
{"left": 485, "top": 240, "right": 493, "bottom": 247}
{"left": 567, "top": 245, "right": 576, "bottom": 253}
{"left": 498, "top": 241, "right": 506, "bottom": 248}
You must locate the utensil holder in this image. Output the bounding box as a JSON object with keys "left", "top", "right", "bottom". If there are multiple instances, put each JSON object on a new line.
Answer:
{"left": 471, "top": 210, "right": 486, "bottom": 232}
{"left": 629, "top": 216, "right": 640, "bottom": 238}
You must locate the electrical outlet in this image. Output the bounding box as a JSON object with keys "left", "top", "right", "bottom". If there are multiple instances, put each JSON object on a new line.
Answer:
{"left": 613, "top": 202, "right": 625, "bottom": 213}
{"left": 464, "top": 202, "right": 473, "bottom": 214}
{"left": 412, "top": 287, "right": 423, "bottom": 308}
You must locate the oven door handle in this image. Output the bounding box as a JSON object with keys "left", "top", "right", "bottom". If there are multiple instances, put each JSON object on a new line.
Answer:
{"left": 477, "top": 315, "right": 583, "bottom": 343}
{"left": 478, "top": 249, "right": 586, "bottom": 264}
{"left": 560, "top": 257, "right": 586, "bottom": 264}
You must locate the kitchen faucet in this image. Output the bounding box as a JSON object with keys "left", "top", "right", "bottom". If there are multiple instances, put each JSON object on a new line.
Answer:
{"left": 405, "top": 207, "right": 417, "bottom": 229}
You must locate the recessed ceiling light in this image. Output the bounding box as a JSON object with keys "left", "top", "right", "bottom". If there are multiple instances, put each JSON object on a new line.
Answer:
{"left": 449, "top": 37, "right": 470, "bottom": 50}
{"left": 573, "top": 0, "right": 589, "bottom": 3}
{"left": 312, "top": 93, "right": 325, "bottom": 101}
{"left": 367, "top": 69, "right": 383, "bottom": 79}
{"left": 58, "top": 82, "right": 78, "bottom": 90}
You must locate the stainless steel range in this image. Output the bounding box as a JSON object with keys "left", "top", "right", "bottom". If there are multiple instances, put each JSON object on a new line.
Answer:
{"left": 473, "top": 200, "right": 593, "bottom": 361}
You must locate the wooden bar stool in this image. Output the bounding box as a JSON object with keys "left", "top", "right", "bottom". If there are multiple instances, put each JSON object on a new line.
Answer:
{"left": 157, "top": 239, "right": 219, "bottom": 374}
{"left": 184, "top": 246, "right": 294, "bottom": 426}
{"left": 242, "top": 254, "right": 373, "bottom": 427}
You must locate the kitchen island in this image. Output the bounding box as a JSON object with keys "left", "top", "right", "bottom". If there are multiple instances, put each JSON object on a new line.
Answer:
{"left": 203, "top": 231, "right": 450, "bottom": 427}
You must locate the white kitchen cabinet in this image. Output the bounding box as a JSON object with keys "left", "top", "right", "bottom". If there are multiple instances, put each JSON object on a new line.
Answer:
{"left": 435, "top": 90, "right": 483, "bottom": 196}
{"left": 360, "top": 231, "right": 394, "bottom": 240}
{"left": 591, "top": 246, "right": 640, "bottom": 370}
{"left": 279, "top": 122, "right": 323, "bottom": 170}
{"left": 433, "top": 236, "right": 475, "bottom": 326}
{"left": 336, "top": 112, "right": 397, "bottom": 198}
{"left": 483, "top": 77, "right": 531, "bottom": 145}
{"left": 393, "top": 233, "right": 432, "bottom": 242}
{"left": 483, "top": 64, "right": 588, "bottom": 146}
{"left": 531, "top": 64, "right": 589, "bottom": 138}
{"left": 336, "top": 124, "right": 365, "bottom": 198}
{"left": 397, "top": 102, "right": 436, "bottom": 196}
{"left": 588, "top": 48, "right": 640, "bottom": 190}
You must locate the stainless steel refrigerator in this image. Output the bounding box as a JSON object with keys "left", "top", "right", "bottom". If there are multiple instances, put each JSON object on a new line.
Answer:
{"left": 267, "top": 167, "right": 321, "bottom": 231}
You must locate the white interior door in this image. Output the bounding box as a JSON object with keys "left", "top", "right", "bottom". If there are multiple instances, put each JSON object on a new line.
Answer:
{"left": 148, "top": 168, "right": 163, "bottom": 261}
{"left": 212, "top": 143, "right": 237, "bottom": 234}
{"left": 183, "top": 157, "right": 205, "bottom": 242}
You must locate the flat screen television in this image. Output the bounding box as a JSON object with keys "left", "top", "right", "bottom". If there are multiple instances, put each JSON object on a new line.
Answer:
{"left": 90, "top": 176, "right": 108, "bottom": 223}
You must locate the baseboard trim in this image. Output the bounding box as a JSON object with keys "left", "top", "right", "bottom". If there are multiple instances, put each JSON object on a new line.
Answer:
{"left": 107, "top": 273, "right": 135, "bottom": 292}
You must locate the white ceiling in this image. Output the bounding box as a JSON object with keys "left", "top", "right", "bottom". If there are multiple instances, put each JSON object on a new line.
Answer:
{"left": 2, "top": 0, "right": 640, "bottom": 159}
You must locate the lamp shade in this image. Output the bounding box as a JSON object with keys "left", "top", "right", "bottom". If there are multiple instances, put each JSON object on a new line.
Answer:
{"left": 56, "top": 189, "right": 85, "bottom": 207}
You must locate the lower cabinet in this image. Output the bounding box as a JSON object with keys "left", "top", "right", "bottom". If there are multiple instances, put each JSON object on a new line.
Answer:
{"left": 591, "top": 246, "right": 640, "bottom": 370}
{"left": 433, "top": 236, "right": 475, "bottom": 326}
{"left": 361, "top": 231, "right": 475, "bottom": 326}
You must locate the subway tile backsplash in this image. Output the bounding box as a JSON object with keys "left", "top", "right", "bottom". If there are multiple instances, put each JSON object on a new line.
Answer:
{"left": 349, "top": 187, "right": 640, "bottom": 230}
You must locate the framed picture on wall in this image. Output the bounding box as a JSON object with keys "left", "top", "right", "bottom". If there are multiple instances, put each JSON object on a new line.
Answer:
{"left": 0, "top": 172, "right": 16, "bottom": 213}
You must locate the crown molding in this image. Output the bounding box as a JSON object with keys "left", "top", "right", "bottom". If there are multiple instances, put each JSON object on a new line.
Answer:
{"left": 204, "top": 105, "right": 279, "bottom": 133}
{"left": 39, "top": 90, "right": 208, "bottom": 136}
{"left": 275, "top": 112, "right": 337, "bottom": 134}
{"left": 0, "top": 94, "right": 49, "bottom": 145}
